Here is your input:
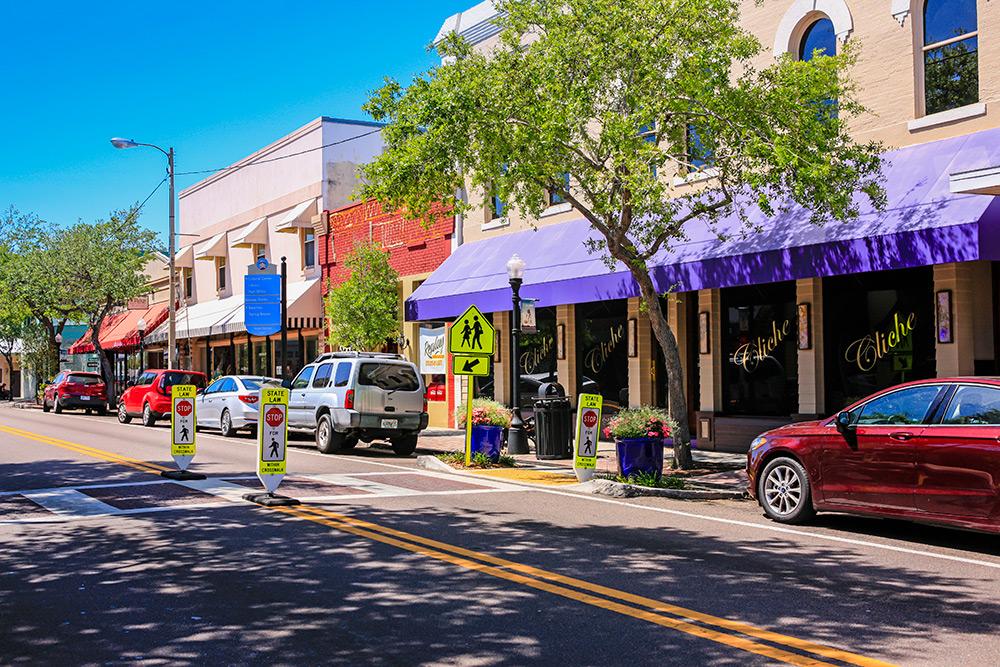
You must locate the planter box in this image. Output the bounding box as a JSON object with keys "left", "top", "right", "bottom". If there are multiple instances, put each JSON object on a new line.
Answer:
{"left": 615, "top": 437, "right": 665, "bottom": 480}
{"left": 470, "top": 424, "right": 504, "bottom": 462}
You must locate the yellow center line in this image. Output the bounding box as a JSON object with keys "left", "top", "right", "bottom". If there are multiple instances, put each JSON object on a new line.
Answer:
{"left": 0, "top": 424, "right": 169, "bottom": 474}
{"left": 276, "top": 505, "right": 836, "bottom": 667}
{"left": 291, "top": 504, "right": 895, "bottom": 667}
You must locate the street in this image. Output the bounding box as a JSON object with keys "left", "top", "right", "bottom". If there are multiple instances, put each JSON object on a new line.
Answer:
{"left": 2, "top": 406, "right": 1000, "bottom": 666}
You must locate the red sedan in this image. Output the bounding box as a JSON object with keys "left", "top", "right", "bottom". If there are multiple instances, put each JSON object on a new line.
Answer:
{"left": 117, "top": 369, "right": 207, "bottom": 427}
{"left": 747, "top": 378, "right": 1000, "bottom": 534}
{"left": 42, "top": 371, "right": 108, "bottom": 415}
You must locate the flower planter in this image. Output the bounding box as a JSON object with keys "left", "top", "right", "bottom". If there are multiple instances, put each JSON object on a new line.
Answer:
{"left": 470, "top": 424, "right": 504, "bottom": 462}
{"left": 615, "top": 437, "right": 665, "bottom": 480}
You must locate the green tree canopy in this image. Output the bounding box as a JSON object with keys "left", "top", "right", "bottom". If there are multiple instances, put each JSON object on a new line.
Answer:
{"left": 325, "top": 242, "right": 401, "bottom": 352}
{"left": 360, "top": 0, "right": 885, "bottom": 467}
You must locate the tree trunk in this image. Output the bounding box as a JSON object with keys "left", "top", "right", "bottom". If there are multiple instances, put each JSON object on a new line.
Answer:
{"left": 89, "top": 317, "right": 115, "bottom": 410}
{"left": 0, "top": 350, "right": 13, "bottom": 400}
{"left": 628, "top": 266, "right": 694, "bottom": 470}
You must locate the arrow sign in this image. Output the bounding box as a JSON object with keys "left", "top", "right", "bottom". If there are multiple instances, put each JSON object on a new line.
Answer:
{"left": 462, "top": 358, "right": 481, "bottom": 373}
{"left": 453, "top": 354, "right": 490, "bottom": 377}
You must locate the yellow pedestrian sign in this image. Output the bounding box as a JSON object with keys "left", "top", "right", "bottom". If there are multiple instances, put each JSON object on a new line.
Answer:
{"left": 453, "top": 355, "right": 491, "bottom": 377}
{"left": 257, "top": 387, "right": 289, "bottom": 493}
{"left": 573, "top": 393, "right": 603, "bottom": 482}
{"left": 449, "top": 305, "right": 495, "bottom": 356}
{"left": 170, "top": 385, "right": 197, "bottom": 469}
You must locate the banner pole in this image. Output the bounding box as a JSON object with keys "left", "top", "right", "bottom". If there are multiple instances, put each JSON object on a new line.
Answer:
{"left": 465, "top": 378, "right": 474, "bottom": 466}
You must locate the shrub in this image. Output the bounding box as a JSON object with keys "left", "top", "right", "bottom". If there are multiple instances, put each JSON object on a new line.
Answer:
{"left": 455, "top": 398, "right": 513, "bottom": 428}
{"left": 603, "top": 406, "right": 675, "bottom": 440}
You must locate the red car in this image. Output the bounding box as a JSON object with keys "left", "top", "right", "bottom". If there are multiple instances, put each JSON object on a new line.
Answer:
{"left": 117, "top": 369, "right": 208, "bottom": 427}
{"left": 747, "top": 378, "right": 1000, "bottom": 535}
{"left": 42, "top": 371, "right": 108, "bottom": 415}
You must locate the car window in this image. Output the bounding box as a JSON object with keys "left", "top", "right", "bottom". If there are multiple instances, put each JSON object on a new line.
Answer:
{"left": 162, "top": 372, "right": 206, "bottom": 390}
{"left": 856, "top": 385, "right": 944, "bottom": 426}
{"left": 357, "top": 363, "right": 420, "bottom": 392}
{"left": 137, "top": 372, "right": 156, "bottom": 386}
{"left": 312, "top": 363, "right": 334, "bottom": 389}
{"left": 292, "top": 367, "right": 314, "bottom": 390}
{"left": 67, "top": 374, "right": 101, "bottom": 385}
{"left": 53, "top": 373, "right": 65, "bottom": 384}
{"left": 219, "top": 378, "right": 237, "bottom": 393}
{"left": 942, "top": 385, "right": 1000, "bottom": 425}
{"left": 242, "top": 378, "right": 279, "bottom": 391}
{"left": 334, "top": 363, "right": 351, "bottom": 387}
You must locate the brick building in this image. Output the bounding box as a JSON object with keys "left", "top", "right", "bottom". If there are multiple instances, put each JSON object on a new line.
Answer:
{"left": 320, "top": 200, "right": 455, "bottom": 427}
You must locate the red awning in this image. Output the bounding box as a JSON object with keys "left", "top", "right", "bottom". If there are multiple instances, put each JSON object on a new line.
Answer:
{"left": 68, "top": 303, "right": 169, "bottom": 355}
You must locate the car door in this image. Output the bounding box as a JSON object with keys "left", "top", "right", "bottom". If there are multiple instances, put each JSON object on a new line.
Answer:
{"left": 199, "top": 379, "right": 224, "bottom": 425}
{"left": 287, "top": 366, "right": 314, "bottom": 427}
{"left": 306, "top": 363, "right": 335, "bottom": 428}
{"left": 213, "top": 378, "right": 239, "bottom": 426}
{"left": 127, "top": 372, "right": 156, "bottom": 414}
{"left": 916, "top": 383, "right": 1000, "bottom": 520}
{"left": 819, "top": 384, "right": 946, "bottom": 512}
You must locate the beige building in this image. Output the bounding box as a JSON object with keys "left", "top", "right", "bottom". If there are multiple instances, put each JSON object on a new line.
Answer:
{"left": 410, "top": 0, "right": 1000, "bottom": 450}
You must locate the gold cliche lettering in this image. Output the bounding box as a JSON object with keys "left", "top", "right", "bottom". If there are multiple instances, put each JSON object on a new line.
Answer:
{"left": 733, "top": 319, "right": 791, "bottom": 373}
{"left": 844, "top": 312, "right": 916, "bottom": 372}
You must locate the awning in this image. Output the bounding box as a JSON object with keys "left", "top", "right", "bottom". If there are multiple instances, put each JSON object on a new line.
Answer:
{"left": 145, "top": 279, "right": 322, "bottom": 343}
{"left": 406, "top": 126, "right": 1000, "bottom": 321}
{"left": 176, "top": 244, "right": 194, "bottom": 269}
{"left": 273, "top": 199, "right": 317, "bottom": 234}
{"left": 230, "top": 217, "right": 269, "bottom": 248}
{"left": 194, "top": 232, "right": 228, "bottom": 261}
{"left": 67, "top": 303, "right": 170, "bottom": 354}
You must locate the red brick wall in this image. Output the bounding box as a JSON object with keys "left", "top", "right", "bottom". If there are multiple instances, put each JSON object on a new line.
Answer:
{"left": 320, "top": 200, "right": 454, "bottom": 295}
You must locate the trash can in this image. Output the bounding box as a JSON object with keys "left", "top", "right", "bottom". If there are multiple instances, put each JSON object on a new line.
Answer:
{"left": 533, "top": 384, "right": 573, "bottom": 460}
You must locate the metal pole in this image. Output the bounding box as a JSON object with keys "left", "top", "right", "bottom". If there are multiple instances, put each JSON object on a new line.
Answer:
{"left": 167, "top": 147, "right": 177, "bottom": 369}
{"left": 507, "top": 277, "right": 528, "bottom": 454}
{"left": 280, "top": 256, "right": 288, "bottom": 381}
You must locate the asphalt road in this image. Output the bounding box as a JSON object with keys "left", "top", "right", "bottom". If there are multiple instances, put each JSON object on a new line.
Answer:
{"left": 2, "top": 405, "right": 1000, "bottom": 666}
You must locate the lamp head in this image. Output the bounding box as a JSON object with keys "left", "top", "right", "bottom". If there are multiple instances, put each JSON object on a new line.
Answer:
{"left": 55, "top": 333, "right": 63, "bottom": 344}
{"left": 110, "top": 137, "right": 138, "bottom": 149}
{"left": 506, "top": 253, "right": 526, "bottom": 280}
{"left": 137, "top": 318, "right": 147, "bottom": 334}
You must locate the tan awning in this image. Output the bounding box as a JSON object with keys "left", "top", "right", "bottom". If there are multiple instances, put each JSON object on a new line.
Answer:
{"left": 175, "top": 244, "right": 195, "bottom": 269}
{"left": 194, "top": 232, "right": 228, "bottom": 261}
{"left": 230, "top": 217, "right": 268, "bottom": 248}
{"left": 273, "top": 199, "right": 317, "bottom": 234}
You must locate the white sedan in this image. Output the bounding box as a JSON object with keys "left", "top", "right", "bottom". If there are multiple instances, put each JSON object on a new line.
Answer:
{"left": 196, "top": 375, "right": 281, "bottom": 437}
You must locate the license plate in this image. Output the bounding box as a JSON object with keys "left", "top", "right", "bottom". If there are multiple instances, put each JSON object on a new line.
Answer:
{"left": 381, "top": 419, "right": 398, "bottom": 429}
{"left": 80, "top": 396, "right": 91, "bottom": 401}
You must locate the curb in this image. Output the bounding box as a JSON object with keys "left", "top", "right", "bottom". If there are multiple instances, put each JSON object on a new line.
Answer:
{"left": 591, "top": 478, "right": 746, "bottom": 501}
{"left": 417, "top": 455, "right": 457, "bottom": 473}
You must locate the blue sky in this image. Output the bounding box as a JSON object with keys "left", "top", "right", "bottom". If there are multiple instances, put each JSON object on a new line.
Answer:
{"left": 0, "top": 0, "right": 472, "bottom": 243}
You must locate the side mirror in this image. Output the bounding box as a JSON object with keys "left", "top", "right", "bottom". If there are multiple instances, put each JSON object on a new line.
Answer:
{"left": 281, "top": 379, "right": 293, "bottom": 390}
{"left": 835, "top": 411, "right": 855, "bottom": 436}
{"left": 125, "top": 380, "right": 136, "bottom": 388}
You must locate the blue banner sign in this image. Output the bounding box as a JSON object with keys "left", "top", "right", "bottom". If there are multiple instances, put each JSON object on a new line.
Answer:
{"left": 245, "top": 273, "right": 281, "bottom": 337}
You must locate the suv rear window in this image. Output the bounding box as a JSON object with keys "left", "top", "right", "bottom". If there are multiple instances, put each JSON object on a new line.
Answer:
{"left": 161, "top": 372, "right": 207, "bottom": 390}
{"left": 357, "top": 363, "right": 420, "bottom": 392}
{"left": 67, "top": 374, "right": 102, "bottom": 385}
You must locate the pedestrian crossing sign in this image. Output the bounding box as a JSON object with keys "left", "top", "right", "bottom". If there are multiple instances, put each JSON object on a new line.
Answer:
{"left": 170, "top": 385, "right": 197, "bottom": 466}
{"left": 573, "top": 393, "right": 603, "bottom": 480}
{"left": 257, "top": 387, "right": 289, "bottom": 493}
{"left": 449, "top": 305, "right": 495, "bottom": 356}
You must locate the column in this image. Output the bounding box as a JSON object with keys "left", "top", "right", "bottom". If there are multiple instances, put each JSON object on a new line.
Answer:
{"left": 627, "top": 297, "right": 655, "bottom": 407}
{"left": 556, "top": 304, "right": 578, "bottom": 402}
{"left": 934, "top": 262, "right": 979, "bottom": 376}
{"left": 796, "top": 278, "right": 825, "bottom": 419}
{"left": 494, "top": 311, "right": 511, "bottom": 406}
{"left": 696, "top": 289, "right": 723, "bottom": 448}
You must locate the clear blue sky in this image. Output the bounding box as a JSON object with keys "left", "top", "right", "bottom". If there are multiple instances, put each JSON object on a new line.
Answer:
{"left": 0, "top": 0, "right": 472, "bottom": 244}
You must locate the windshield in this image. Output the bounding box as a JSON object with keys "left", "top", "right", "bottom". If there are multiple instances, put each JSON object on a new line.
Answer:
{"left": 358, "top": 363, "right": 420, "bottom": 392}
{"left": 67, "top": 374, "right": 102, "bottom": 385}
{"left": 243, "top": 378, "right": 280, "bottom": 390}
{"left": 162, "top": 372, "right": 207, "bottom": 389}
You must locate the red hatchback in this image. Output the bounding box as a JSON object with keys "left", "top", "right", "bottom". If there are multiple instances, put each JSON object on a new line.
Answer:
{"left": 117, "top": 369, "right": 208, "bottom": 427}
{"left": 747, "top": 378, "right": 1000, "bottom": 535}
{"left": 43, "top": 371, "right": 108, "bottom": 415}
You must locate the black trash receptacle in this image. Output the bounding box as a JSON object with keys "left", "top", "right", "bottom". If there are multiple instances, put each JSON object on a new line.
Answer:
{"left": 533, "top": 395, "right": 573, "bottom": 460}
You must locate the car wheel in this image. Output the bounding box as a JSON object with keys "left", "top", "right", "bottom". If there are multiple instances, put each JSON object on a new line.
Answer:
{"left": 42, "top": 399, "right": 51, "bottom": 413}
{"left": 247, "top": 425, "right": 257, "bottom": 439}
{"left": 341, "top": 435, "right": 359, "bottom": 450}
{"left": 54, "top": 398, "right": 64, "bottom": 414}
{"left": 117, "top": 402, "right": 132, "bottom": 424}
{"left": 315, "top": 414, "right": 345, "bottom": 454}
{"left": 391, "top": 434, "right": 418, "bottom": 457}
{"left": 220, "top": 409, "right": 236, "bottom": 437}
{"left": 759, "top": 456, "right": 815, "bottom": 524}
{"left": 141, "top": 403, "right": 156, "bottom": 427}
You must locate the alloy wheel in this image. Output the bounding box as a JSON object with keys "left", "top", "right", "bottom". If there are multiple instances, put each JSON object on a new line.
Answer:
{"left": 763, "top": 464, "right": 802, "bottom": 517}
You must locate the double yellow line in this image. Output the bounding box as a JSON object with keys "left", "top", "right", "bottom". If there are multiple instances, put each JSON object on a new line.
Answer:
{"left": 2, "top": 420, "right": 894, "bottom": 667}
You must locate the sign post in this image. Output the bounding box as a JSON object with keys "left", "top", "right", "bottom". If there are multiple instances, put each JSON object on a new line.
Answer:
{"left": 573, "top": 393, "right": 603, "bottom": 482}
{"left": 242, "top": 387, "right": 300, "bottom": 506}
{"left": 449, "top": 306, "right": 496, "bottom": 465}
{"left": 162, "top": 385, "right": 206, "bottom": 480}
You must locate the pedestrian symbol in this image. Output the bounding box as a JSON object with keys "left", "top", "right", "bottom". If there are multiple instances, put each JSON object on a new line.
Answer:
{"left": 449, "top": 305, "right": 495, "bottom": 356}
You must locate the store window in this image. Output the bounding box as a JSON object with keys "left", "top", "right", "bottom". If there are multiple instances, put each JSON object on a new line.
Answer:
{"left": 183, "top": 268, "right": 193, "bottom": 299}
{"left": 722, "top": 283, "right": 798, "bottom": 416}
{"left": 236, "top": 343, "right": 249, "bottom": 374}
{"left": 547, "top": 173, "right": 571, "bottom": 206}
{"left": 824, "top": 268, "right": 935, "bottom": 411}
{"left": 640, "top": 122, "right": 658, "bottom": 177}
{"left": 798, "top": 17, "right": 836, "bottom": 60}
{"left": 216, "top": 257, "right": 227, "bottom": 292}
{"left": 519, "top": 306, "right": 558, "bottom": 410}
{"left": 577, "top": 301, "right": 628, "bottom": 410}
{"left": 686, "top": 125, "right": 713, "bottom": 172}
{"left": 304, "top": 336, "right": 319, "bottom": 366}
{"left": 251, "top": 243, "right": 266, "bottom": 263}
{"left": 302, "top": 231, "right": 316, "bottom": 269}
{"left": 253, "top": 341, "right": 269, "bottom": 377}
{"left": 922, "top": 0, "right": 978, "bottom": 115}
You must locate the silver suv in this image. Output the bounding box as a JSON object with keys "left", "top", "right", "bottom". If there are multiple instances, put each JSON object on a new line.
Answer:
{"left": 286, "top": 352, "right": 428, "bottom": 456}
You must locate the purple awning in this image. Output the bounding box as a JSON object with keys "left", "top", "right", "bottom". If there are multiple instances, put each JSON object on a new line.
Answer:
{"left": 407, "top": 127, "right": 1000, "bottom": 321}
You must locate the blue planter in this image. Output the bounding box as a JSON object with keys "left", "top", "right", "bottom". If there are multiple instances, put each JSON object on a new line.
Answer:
{"left": 471, "top": 424, "right": 503, "bottom": 462}
{"left": 616, "top": 438, "right": 665, "bottom": 480}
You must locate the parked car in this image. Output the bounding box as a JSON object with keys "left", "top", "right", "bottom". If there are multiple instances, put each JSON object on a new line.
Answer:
{"left": 196, "top": 375, "right": 281, "bottom": 437}
{"left": 286, "top": 352, "right": 428, "bottom": 456}
{"left": 118, "top": 369, "right": 208, "bottom": 427}
{"left": 747, "top": 378, "right": 1000, "bottom": 535}
{"left": 42, "top": 371, "right": 108, "bottom": 415}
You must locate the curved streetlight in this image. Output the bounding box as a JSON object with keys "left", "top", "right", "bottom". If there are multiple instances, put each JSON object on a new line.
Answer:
{"left": 111, "top": 137, "right": 177, "bottom": 368}
{"left": 506, "top": 253, "right": 529, "bottom": 455}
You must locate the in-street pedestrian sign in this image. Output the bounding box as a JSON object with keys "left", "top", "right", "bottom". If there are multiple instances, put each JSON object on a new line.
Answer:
{"left": 257, "top": 387, "right": 289, "bottom": 493}
{"left": 453, "top": 354, "right": 491, "bottom": 377}
{"left": 171, "top": 385, "right": 197, "bottom": 471}
{"left": 449, "top": 305, "right": 495, "bottom": 356}
{"left": 573, "top": 393, "right": 603, "bottom": 482}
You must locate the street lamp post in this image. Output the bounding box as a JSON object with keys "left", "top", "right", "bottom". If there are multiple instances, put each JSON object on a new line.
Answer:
{"left": 506, "top": 254, "right": 529, "bottom": 455}
{"left": 137, "top": 318, "right": 147, "bottom": 375}
{"left": 55, "top": 333, "right": 63, "bottom": 375}
{"left": 111, "top": 137, "right": 177, "bottom": 369}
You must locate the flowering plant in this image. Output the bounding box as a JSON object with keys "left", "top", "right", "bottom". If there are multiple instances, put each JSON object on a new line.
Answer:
{"left": 456, "top": 398, "right": 513, "bottom": 428}
{"left": 603, "top": 406, "right": 675, "bottom": 440}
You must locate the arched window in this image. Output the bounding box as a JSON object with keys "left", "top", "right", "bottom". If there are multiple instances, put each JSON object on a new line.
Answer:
{"left": 799, "top": 18, "right": 837, "bottom": 61}
{"left": 922, "top": 0, "right": 978, "bottom": 115}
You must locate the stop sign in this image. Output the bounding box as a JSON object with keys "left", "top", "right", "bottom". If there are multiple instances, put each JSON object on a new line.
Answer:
{"left": 582, "top": 410, "right": 598, "bottom": 428}
{"left": 265, "top": 407, "right": 284, "bottom": 428}
{"left": 175, "top": 400, "right": 193, "bottom": 417}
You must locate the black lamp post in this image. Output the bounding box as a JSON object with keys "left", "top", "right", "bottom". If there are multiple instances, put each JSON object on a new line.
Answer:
{"left": 137, "top": 318, "right": 147, "bottom": 375}
{"left": 506, "top": 253, "right": 529, "bottom": 455}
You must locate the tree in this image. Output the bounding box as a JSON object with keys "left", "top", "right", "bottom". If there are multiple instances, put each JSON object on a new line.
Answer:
{"left": 325, "top": 241, "right": 401, "bottom": 352}
{"left": 0, "top": 297, "right": 29, "bottom": 399}
{"left": 19, "top": 318, "right": 54, "bottom": 394}
{"left": 60, "top": 210, "right": 158, "bottom": 399}
{"left": 360, "top": 0, "right": 886, "bottom": 468}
